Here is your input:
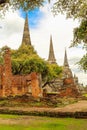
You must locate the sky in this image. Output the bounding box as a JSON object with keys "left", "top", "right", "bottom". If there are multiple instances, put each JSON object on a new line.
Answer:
{"left": 0, "top": 2, "right": 87, "bottom": 86}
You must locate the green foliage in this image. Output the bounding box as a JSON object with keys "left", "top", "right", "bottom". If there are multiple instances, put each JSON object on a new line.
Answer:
{"left": 11, "top": 44, "right": 47, "bottom": 75}
{"left": 16, "top": 0, "right": 44, "bottom": 11}
{"left": 71, "top": 20, "right": 87, "bottom": 47}
{"left": 78, "top": 53, "right": 87, "bottom": 72}
{"left": 0, "top": 0, "right": 44, "bottom": 13}
{"left": 12, "top": 55, "right": 48, "bottom": 75}
{"left": 53, "top": 0, "right": 87, "bottom": 20}
{"left": 0, "top": 45, "right": 9, "bottom": 64}
{"left": 45, "top": 64, "right": 62, "bottom": 81}
{"left": 0, "top": 58, "right": 3, "bottom": 64}
{"left": 53, "top": 0, "right": 87, "bottom": 46}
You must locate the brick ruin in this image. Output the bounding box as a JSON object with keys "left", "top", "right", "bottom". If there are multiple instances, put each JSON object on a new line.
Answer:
{"left": 59, "top": 49, "right": 80, "bottom": 97}
{"left": 0, "top": 49, "right": 42, "bottom": 97}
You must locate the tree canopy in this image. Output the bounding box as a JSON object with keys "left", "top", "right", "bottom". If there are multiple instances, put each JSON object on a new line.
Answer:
{"left": 78, "top": 53, "right": 87, "bottom": 72}
{"left": 53, "top": 0, "right": 87, "bottom": 20}
{"left": 0, "top": 0, "right": 44, "bottom": 12}
{"left": 53, "top": 0, "right": 87, "bottom": 48}
{"left": 72, "top": 20, "right": 87, "bottom": 48}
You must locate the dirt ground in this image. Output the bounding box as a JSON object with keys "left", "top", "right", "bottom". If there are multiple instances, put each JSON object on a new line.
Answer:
{"left": 55, "top": 100, "right": 87, "bottom": 112}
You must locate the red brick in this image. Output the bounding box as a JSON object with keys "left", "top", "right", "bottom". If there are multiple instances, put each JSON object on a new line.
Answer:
{"left": 0, "top": 48, "right": 42, "bottom": 98}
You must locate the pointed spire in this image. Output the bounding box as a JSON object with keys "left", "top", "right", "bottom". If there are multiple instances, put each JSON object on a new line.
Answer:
{"left": 48, "top": 35, "right": 56, "bottom": 64}
{"left": 22, "top": 13, "right": 31, "bottom": 45}
{"left": 64, "top": 49, "right": 69, "bottom": 67}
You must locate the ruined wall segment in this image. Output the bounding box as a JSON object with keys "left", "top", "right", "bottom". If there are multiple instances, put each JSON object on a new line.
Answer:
{"left": 31, "top": 72, "right": 42, "bottom": 97}
{"left": 2, "top": 48, "right": 12, "bottom": 97}
{"left": 0, "top": 48, "right": 42, "bottom": 98}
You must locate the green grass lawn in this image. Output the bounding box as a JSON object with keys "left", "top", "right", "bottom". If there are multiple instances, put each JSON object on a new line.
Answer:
{"left": 0, "top": 114, "right": 87, "bottom": 130}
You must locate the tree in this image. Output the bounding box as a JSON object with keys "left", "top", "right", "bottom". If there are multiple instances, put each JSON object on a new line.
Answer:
{"left": 42, "top": 63, "right": 62, "bottom": 88}
{"left": 11, "top": 44, "right": 37, "bottom": 74}
{"left": 0, "top": 0, "right": 44, "bottom": 12}
{"left": 53, "top": 0, "right": 87, "bottom": 20}
{"left": 52, "top": 0, "right": 87, "bottom": 71}
{"left": 78, "top": 53, "right": 87, "bottom": 72}
{"left": 0, "top": 0, "right": 9, "bottom": 6}
{"left": 52, "top": 0, "right": 87, "bottom": 45}
{"left": 11, "top": 44, "right": 62, "bottom": 86}
{"left": 72, "top": 20, "right": 87, "bottom": 48}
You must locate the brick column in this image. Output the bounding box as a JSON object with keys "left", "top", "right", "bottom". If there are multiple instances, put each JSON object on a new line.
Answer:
{"left": 31, "top": 72, "right": 42, "bottom": 97}
{"left": 2, "top": 48, "right": 12, "bottom": 97}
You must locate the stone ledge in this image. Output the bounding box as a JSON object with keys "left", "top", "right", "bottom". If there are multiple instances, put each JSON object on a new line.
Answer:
{"left": 0, "top": 108, "right": 87, "bottom": 118}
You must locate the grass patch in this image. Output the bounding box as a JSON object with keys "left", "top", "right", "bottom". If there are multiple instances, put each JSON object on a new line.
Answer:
{"left": 0, "top": 115, "right": 87, "bottom": 130}
{"left": 0, "top": 114, "right": 20, "bottom": 119}
{"left": 83, "top": 93, "right": 87, "bottom": 97}
{"left": 0, "top": 125, "right": 24, "bottom": 130}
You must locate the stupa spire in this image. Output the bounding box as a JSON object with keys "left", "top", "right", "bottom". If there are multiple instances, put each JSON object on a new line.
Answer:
{"left": 48, "top": 35, "right": 56, "bottom": 64}
{"left": 64, "top": 49, "right": 69, "bottom": 67}
{"left": 22, "top": 13, "right": 31, "bottom": 45}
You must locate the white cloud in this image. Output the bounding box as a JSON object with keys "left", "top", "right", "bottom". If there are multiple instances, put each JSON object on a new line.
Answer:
{"left": 0, "top": 5, "right": 87, "bottom": 85}
{"left": 0, "top": 10, "right": 24, "bottom": 49}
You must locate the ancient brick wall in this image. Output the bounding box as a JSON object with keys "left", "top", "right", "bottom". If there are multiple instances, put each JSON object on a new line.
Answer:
{"left": 11, "top": 73, "right": 42, "bottom": 97}
{"left": 0, "top": 49, "right": 42, "bottom": 98}
{"left": 11, "top": 75, "right": 25, "bottom": 96}
{"left": 11, "top": 74, "right": 31, "bottom": 96}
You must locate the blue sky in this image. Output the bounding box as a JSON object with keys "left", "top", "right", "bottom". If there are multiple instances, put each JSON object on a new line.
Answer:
{"left": 19, "top": 8, "right": 44, "bottom": 29}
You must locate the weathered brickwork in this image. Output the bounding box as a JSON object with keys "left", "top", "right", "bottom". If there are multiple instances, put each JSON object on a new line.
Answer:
{"left": 0, "top": 49, "right": 42, "bottom": 98}
{"left": 59, "top": 86, "right": 79, "bottom": 97}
